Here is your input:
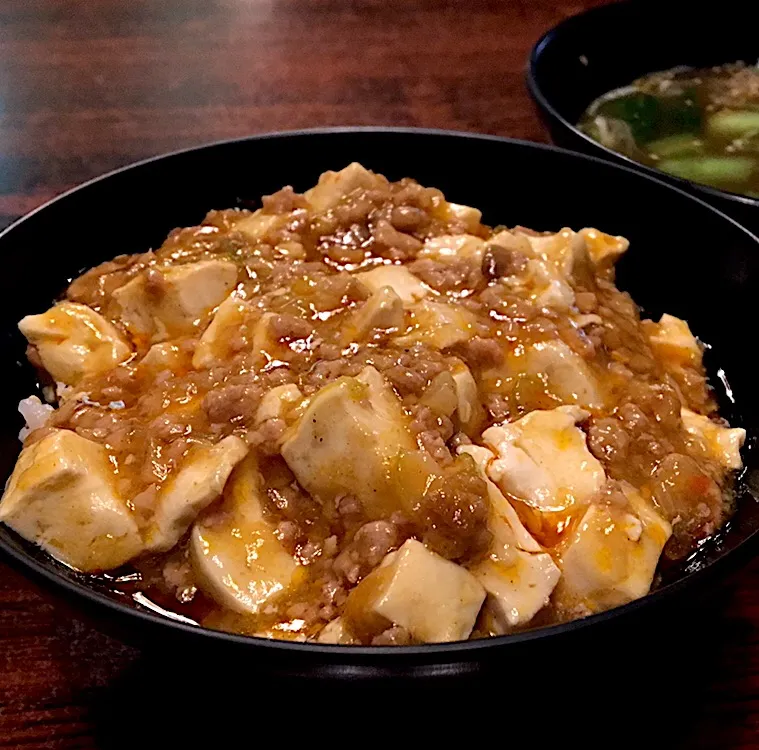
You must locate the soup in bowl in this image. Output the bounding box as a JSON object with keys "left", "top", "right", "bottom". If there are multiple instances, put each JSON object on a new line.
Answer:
{"left": 579, "top": 62, "right": 759, "bottom": 198}
{"left": 527, "top": 0, "right": 759, "bottom": 231}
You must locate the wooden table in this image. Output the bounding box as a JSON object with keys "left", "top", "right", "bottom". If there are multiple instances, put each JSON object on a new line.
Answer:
{"left": 1, "top": 1, "right": 758, "bottom": 746}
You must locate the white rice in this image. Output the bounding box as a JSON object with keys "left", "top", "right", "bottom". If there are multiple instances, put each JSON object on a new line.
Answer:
{"left": 18, "top": 395, "right": 54, "bottom": 441}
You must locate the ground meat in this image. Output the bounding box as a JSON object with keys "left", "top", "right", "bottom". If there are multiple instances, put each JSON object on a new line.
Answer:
{"left": 333, "top": 520, "right": 401, "bottom": 584}
{"left": 390, "top": 205, "right": 429, "bottom": 232}
{"left": 409, "top": 405, "right": 454, "bottom": 465}
{"left": 483, "top": 392, "right": 510, "bottom": 422}
{"left": 378, "top": 346, "right": 448, "bottom": 398}
{"left": 26, "top": 344, "right": 45, "bottom": 373}
{"left": 557, "top": 317, "right": 596, "bottom": 360}
{"left": 143, "top": 267, "right": 167, "bottom": 298}
{"left": 587, "top": 417, "right": 631, "bottom": 463}
{"left": 460, "top": 336, "right": 503, "bottom": 369}
{"left": 276, "top": 520, "right": 299, "bottom": 550}
{"left": 651, "top": 454, "right": 725, "bottom": 560}
{"left": 481, "top": 244, "right": 528, "bottom": 279}
{"left": 131, "top": 485, "right": 158, "bottom": 525}
{"left": 304, "top": 357, "right": 363, "bottom": 393}
{"left": 265, "top": 480, "right": 322, "bottom": 553}
{"left": 414, "top": 456, "right": 491, "bottom": 563}
{"left": 270, "top": 314, "right": 314, "bottom": 341}
{"left": 163, "top": 558, "right": 195, "bottom": 597}
{"left": 409, "top": 258, "right": 481, "bottom": 293}
{"left": 575, "top": 290, "right": 598, "bottom": 313}
{"left": 67, "top": 251, "right": 154, "bottom": 310}
{"left": 149, "top": 414, "right": 189, "bottom": 441}
{"left": 245, "top": 418, "right": 286, "bottom": 454}
{"left": 203, "top": 382, "right": 262, "bottom": 425}
{"left": 371, "top": 218, "right": 423, "bottom": 260}
{"left": 704, "top": 64, "right": 759, "bottom": 110}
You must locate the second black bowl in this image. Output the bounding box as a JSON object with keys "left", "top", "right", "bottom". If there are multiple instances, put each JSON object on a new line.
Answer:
{"left": 527, "top": 0, "right": 759, "bottom": 233}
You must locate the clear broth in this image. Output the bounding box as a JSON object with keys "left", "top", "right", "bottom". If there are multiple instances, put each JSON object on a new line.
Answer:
{"left": 579, "top": 62, "right": 759, "bottom": 198}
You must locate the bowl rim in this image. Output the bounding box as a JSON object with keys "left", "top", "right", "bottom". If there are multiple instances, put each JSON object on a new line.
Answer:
{"left": 1, "top": 125, "right": 758, "bottom": 658}
{"left": 525, "top": 0, "right": 759, "bottom": 211}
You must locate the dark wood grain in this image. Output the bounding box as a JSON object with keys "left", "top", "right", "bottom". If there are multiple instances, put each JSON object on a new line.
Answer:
{"left": 1, "top": 1, "right": 758, "bottom": 747}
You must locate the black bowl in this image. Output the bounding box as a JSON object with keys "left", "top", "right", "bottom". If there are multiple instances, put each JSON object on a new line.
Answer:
{"left": 527, "top": 0, "right": 759, "bottom": 233}
{"left": 0, "top": 128, "right": 758, "bottom": 678}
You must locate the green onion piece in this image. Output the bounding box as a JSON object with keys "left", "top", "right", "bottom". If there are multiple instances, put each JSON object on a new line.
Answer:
{"left": 645, "top": 134, "right": 704, "bottom": 158}
{"left": 707, "top": 110, "right": 759, "bottom": 138}
{"left": 658, "top": 156, "right": 756, "bottom": 185}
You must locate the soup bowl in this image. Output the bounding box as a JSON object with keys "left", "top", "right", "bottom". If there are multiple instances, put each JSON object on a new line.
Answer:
{"left": 527, "top": 0, "right": 759, "bottom": 233}
{"left": 0, "top": 128, "right": 757, "bottom": 678}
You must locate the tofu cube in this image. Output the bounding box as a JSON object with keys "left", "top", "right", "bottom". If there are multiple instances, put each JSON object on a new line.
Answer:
{"left": 646, "top": 313, "right": 702, "bottom": 368}
{"left": 458, "top": 444, "right": 560, "bottom": 629}
{"left": 281, "top": 366, "right": 416, "bottom": 519}
{"left": 347, "top": 286, "right": 404, "bottom": 339}
{"left": 451, "top": 360, "right": 484, "bottom": 435}
{"left": 681, "top": 408, "right": 745, "bottom": 470}
{"left": 145, "top": 435, "right": 248, "bottom": 552}
{"left": 190, "top": 453, "right": 301, "bottom": 615}
{"left": 19, "top": 301, "right": 132, "bottom": 385}
{"left": 397, "top": 299, "right": 475, "bottom": 349}
{"left": 493, "top": 229, "right": 587, "bottom": 312}
{"left": 235, "top": 210, "right": 290, "bottom": 243}
{"left": 249, "top": 312, "right": 291, "bottom": 363}
{"left": 482, "top": 405, "right": 606, "bottom": 513}
{"left": 521, "top": 339, "right": 603, "bottom": 410}
{"left": 0, "top": 429, "right": 142, "bottom": 572}
{"left": 579, "top": 227, "right": 629, "bottom": 267}
{"left": 305, "top": 163, "right": 383, "bottom": 213}
{"left": 317, "top": 618, "right": 357, "bottom": 645}
{"left": 419, "top": 234, "right": 485, "bottom": 263}
{"left": 458, "top": 445, "right": 543, "bottom": 552}
{"left": 345, "top": 539, "right": 485, "bottom": 643}
{"left": 523, "top": 227, "right": 587, "bottom": 280}
{"left": 473, "top": 537, "right": 561, "bottom": 632}
{"left": 445, "top": 202, "right": 482, "bottom": 233}
{"left": 355, "top": 265, "right": 429, "bottom": 305}
{"left": 112, "top": 260, "right": 238, "bottom": 343}
{"left": 255, "top": 384, "right": 304, "bottom": 424}
{"left": 139, "top": 341, "right": 188, "bottom": 371}
{"left": 555, "top": 487, "right": 672, "bottom": 612}
{"left": 192, "top": 293, "right": 250, "bottom": 369}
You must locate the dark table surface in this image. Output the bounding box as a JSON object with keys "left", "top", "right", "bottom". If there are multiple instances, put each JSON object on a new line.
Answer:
{"left": 1, "top": 1, "right": 759, "bottom": 747}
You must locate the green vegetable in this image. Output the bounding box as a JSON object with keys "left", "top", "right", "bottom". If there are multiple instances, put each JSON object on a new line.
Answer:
{"left": 594, "top": 88, "right": 702, "bottom": 144}
{"left": 658, "top": 87, "right": 702, "bottom": 135}
{"left": 707, "top": 110, "right": 759, "bottom": 139}
{"left": 597, "top": 92, "right": 661, "bottom": 142}
{"left": 645, "top": 134, "right": 704, "bottom": 158}
{"left": 658, "top": 156, "right": 756, "bottom": 185}
{"left": 710, "top": 110, "right": 759, "bottom": 139}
